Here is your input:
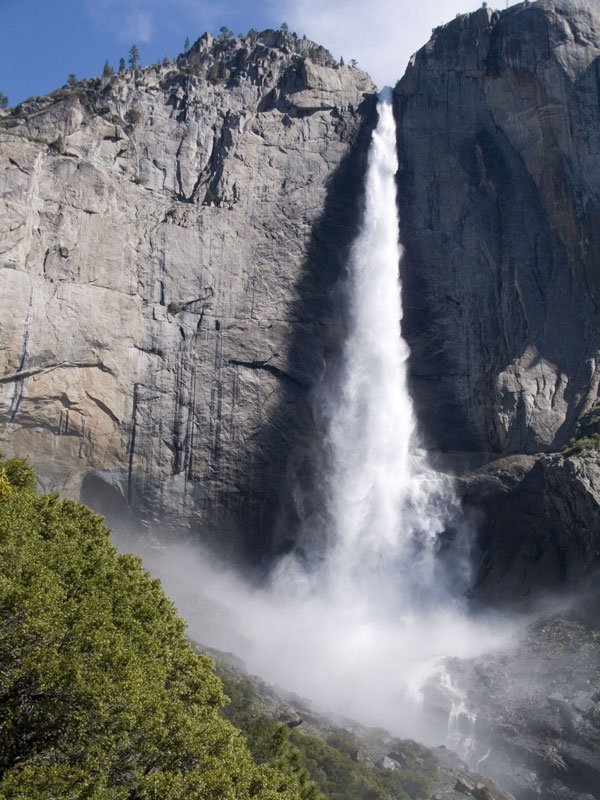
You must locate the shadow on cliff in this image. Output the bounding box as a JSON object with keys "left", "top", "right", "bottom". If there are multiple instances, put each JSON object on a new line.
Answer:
{"left": 243, "top": 92, "right": 379, "bottom": 568}
{"left": 392, "top": 3, "right": 600, "bottom": 463}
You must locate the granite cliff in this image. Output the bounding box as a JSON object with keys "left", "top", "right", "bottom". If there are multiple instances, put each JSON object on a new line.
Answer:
{"left": 394, "top": 0, "right": 600, "bottom": 601}
{"left": 395, "top": 0, "right": 600, "bottom": 457}
{"left": 0, "top": 30, "right": 375, "bottom": 555}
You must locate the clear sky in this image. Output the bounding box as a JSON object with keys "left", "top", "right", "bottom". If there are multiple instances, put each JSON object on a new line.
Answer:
{"left": 1, "top": 0, "right": 523, "bottom": 106}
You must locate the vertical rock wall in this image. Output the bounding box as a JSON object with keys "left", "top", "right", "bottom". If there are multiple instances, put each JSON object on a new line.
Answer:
{"left": 0, "top": 31, "right": 376, "bottom": 555}
{"left": 395, "top": 0, "right": 600, "bottom": 457}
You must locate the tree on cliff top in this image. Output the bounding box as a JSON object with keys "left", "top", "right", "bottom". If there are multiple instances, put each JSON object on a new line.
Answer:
{"left": 128, "top": 43, "right": 140, "bottom": 69}
{"left": 0, "top": 456, "right": 312, "bottom": 799}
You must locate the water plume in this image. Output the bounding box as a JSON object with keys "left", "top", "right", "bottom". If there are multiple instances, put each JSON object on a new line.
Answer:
{"left": 138, "top": 90, "right": 515, "bottom": 743}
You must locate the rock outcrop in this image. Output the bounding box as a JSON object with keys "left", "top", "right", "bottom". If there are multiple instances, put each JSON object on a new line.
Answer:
{"left": 395, "top": 0, "right": 600, "bottom": 456}
{"left": 0, "top": 31, "right": 375, "bottom": 554}
{"left": 436, "top": 608, "right": 600, "bottom": 800}
{"left": 457, "top": 451, "right": 600, "bottom": 606}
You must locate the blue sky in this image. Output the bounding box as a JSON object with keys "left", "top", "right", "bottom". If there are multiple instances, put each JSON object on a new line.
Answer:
{"left": 1, "top": 0, "right": 521, "bottom": 106}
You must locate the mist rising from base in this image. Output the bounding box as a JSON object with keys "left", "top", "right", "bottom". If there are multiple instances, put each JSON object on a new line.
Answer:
{"left": 133, "top": 539, "right": 515, "bottom": 745}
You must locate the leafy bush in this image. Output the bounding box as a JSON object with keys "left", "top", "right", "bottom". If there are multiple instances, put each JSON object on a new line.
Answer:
{"left": 292, "top": 732, "right": 433, "bottom": 800}
{"left": 218, "top": 672, "right": 322, "bottom": 799}
{"left": 49, "top": 135, "right": 65, "bottom": 153}
{"left": 0, "top": 458, "right": 309, "bottom": 799}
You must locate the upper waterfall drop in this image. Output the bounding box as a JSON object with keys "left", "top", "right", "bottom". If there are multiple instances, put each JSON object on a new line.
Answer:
{"left": 296, "top": 88, "right": 461, "bottom": 610}
{"left": 328, "top": 88, "right": 415, "bottom": 553}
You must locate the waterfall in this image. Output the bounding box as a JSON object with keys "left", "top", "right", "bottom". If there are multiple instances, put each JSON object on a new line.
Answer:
{"left": 161, "top": 89, "right": 514, "bottom": 743}
{"left": 284, "top": 88, "right": 464, "bottom": 613}
{"left": 327, "top": 88, "right": 417, "bottom": 565}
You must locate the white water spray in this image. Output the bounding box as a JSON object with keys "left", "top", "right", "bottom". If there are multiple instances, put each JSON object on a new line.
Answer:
{"left": 328, "top": 87, "right": 415, "bottom": 562}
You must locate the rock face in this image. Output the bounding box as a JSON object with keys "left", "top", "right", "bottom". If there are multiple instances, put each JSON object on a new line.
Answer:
{"left": 0, "top": 31, "right": 375, "bottom": 554}
{"left": 437, "top": 608, "right": 600, "bottom": 800}
{"left": 458, "top": 451, "right": 600, "bottom": 606}
{"left": 395, "top": 0, "right": 600, "bottom": 456}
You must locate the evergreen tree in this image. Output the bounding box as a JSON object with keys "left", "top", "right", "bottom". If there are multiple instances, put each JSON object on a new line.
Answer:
{"left": 102, "top": 59, "right": 114, "bottom": 77}
{"left": 128, "top": 43, "right": 140, "bottom": 69}
{"left": 67, "top": 73, "right": 77, "bottom": 86}
{"left": 184, "top": 36, "right": 190, "bottom": 51}
{"left": 119, "top": 57, "right": 126, "bottom": 73}
{"left": 0, "top": 93, "right": 8, "bottom": 109}
{"left": 0, "top": 456, "right": 311, "bottom": 799}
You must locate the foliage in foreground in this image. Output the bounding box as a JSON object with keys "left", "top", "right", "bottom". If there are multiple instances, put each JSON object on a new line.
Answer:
{"left": 219, "top": 670, "right": 436, "bottom": 800}
{"left": 0, "top": 456, "right": 309, "bottom": 799}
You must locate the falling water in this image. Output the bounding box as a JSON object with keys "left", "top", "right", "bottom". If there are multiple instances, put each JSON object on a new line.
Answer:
{"left": 151, "top": 89, "right": 513, "bottom": 743}
{"left": 327, "top": 88, "right": 418, "bottom": 567}
{"left": 285, "top": 88, "right": 463, "bottom": 612}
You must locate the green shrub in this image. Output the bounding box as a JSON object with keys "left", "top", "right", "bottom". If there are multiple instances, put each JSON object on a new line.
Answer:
{"left": 125, "top": 107, "right": 141, "bottom": 126}
{"left": 218, "top": 669, "right": 435, "bottom": 800}
{"left": 49, "top": 135, "right": 65, "bottom": 153}
{"left": 0, "top": 454, "right": 36, "bottom": 490}
{"left": 561, "top": 433, "right": 600, "bottom": 456}
{"left": 168, "top": 301, "right": 183, "bottom": 314}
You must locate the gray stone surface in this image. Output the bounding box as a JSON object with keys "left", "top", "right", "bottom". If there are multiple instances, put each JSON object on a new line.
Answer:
{"left": 0, "top": 31, "right": 376, "bottom": 554}
{"left": 436, "top": 607, "right": 600, "bottom": 800}
{"left": 457, "top": 451, "right": 600, "bottom": 605}
{"left": 394, "top": 0, "right": 600, "bottom": 456}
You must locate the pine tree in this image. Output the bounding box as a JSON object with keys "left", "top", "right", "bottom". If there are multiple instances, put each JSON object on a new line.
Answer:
{"left": 0, "top": 93, "right": 8, "bottom": 109}
{"left": 102, "top": 59, "right": 114, "bottom": 77}
{"left": 119, "top": 57, "right": 126, "bottom": 73}
{"left": 129, "top": 43, "right": 140, "bottom": 69}
{"left": 184, "top": 36, "right": 190, "bottom": 51}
